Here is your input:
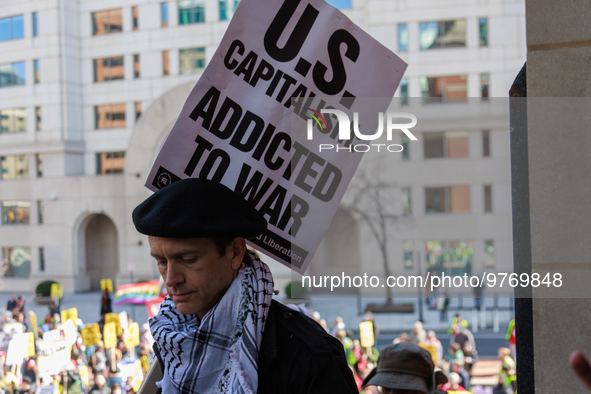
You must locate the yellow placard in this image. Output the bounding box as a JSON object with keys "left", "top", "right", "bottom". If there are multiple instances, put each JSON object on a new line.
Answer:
{"left": 100, "top": 279, "right": 113, "bottom": 293}
{"left": 419, "top": 343, "right": 438, "bottom": 365}
{"left": 126, "top": 322, "right": 140, "bottom": 348}
{"left": 105, "top": 313, "right": 122, "bottom": 336}
{"left": 61, "top": 308, "right": 78, "bottom": 324}
{"left": 359, "top": 321, "right": 375, "bottom": 348}
{"left": 50, "top": 283, "right": 63, "bottom": 298}
{"left": 29, "top": 311, "right": 38, "bottom": 339}
{"left": 78, "top": 365, "right": 90, "bottom": 388}
{"left": 27, "top": 332, "right": 35, "bottom": 358}
{"left": 81, "top": 323, "right": 100, "bottom": 347}
{"left": 132, "top": 360, "right": 144, "bottom": 392}
{"left": 104, "top": 322, "right": 117, "bottom": 349}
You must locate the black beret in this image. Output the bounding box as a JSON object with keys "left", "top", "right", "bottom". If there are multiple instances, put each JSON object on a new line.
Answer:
{"left": 133, "top": 178, "right": 267, "bottom": 238}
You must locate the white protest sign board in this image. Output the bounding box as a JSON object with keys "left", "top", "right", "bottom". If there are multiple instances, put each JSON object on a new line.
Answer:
{"left": 146, "top": 0, "right": 406, "bottom": 273}
{"left": 37, "top": 347, "right": 70, "bottom": 375}
{"left": 6, "top": 333, "right": 29, "bottom": 366}
{"left": 62, "top": 319, "right": 77, "bottom": 346}
{"left": 43, "top": 329, "right": 61, "bottom": 343}
{"left": 35, "top": 387, "right": 59, "bottom": 394}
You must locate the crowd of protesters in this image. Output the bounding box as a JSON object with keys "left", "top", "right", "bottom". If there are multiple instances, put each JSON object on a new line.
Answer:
{"left": 306, "top": 309, "right": 517, "bottom": 394}
{"left": 0, "top": 292, "right": 518, "bottom": 394}
{"left": 0, "top": 293, "right": 154, "bottom": 394}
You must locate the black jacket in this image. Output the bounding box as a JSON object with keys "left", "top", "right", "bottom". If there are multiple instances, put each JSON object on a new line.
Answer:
{"left": 257, "top": 300, "right": 358, "bottom": 393}
{"left": 154, "top": 299, "right": 358, "bottom": 393}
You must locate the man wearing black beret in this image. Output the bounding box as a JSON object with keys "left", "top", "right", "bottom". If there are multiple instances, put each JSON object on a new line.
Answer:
{"left": 133, "top": 177, "right": 357, "bottom": 394}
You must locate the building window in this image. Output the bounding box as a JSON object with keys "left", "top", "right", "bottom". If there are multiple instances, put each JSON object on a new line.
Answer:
{"left": 403, "top": 241, "right": 414, "bottom": 270}
{"left": 419, "top": 20, "right": 466, "bottom": 50}
{"left": 425, "top": 186, "right": 470, "bottom": 213}
{"left": 484, "top": 240, "right": 495, "bottom": 268}
{"left": 180, "top": 48, "right": 206, "bottom": 74}
{"left": 398, "top": 24, "right": 408, "bottom": 52}
{"left": 93, "top": 56, "right": 124, "bottom": 82}
{"left": 401, "top": 187, "right": 412, "bottom": 215}
{"left": 0, "top": 15, "right": 24, "bottom": 42}
{"left": 37, "top": 200, "right": 43, "bottom": 224}
{"left": 1, "top": 155, "right": 28, "bottom": 180}
{"left": 135, "top": 102, "right": 142, "bottom": 121}
{"left": 179, "top": 0, "right": 205, "bottom": 24}
{"left": 399, "top": 78, "right": 408, "bottom": 106}
{"left": 163, "top": 51, "right": 169, "bottom": 76}
{"left": 480, "top": 73, "right": 489, "bottom": 100}
{"left": 426, "top": 240, "right": 473, "bottom": 276}
{"left": 34, "top": 59, "right": 40, "bottom": 84}
{"left": 132, "top": 6, "right": 139, "bottom": 30}
{"left": 96, "top": 151, "right": 125, "bottom": 175}
{"left": 32, "top": 12, "right": 39, "bottom": 37}
{"left": 479, "top": 18, "right": 488, "bottom": 47}
{"left": 134, "top": 54, "right": 140, "bottom": 78}
{"left": 484, "top": 185, "right": 492, "bottom": 213}
{"left": 0, "top": 61, "right": 26, "bottom": 88}
{"left": 0, "top": 108, "right": 27, "bottom": 134}
{"left": 36, "top": 154, "right": 43, "bottom": 178}
{"left": 482, "top": 130, "right": 490, "bottom": 157}
{"left": 161, "top": 2, "right": 169, "bottom": 27}
{"left": 423, "top": 131, "right": 469, "bottom": 158}
{"left": 1, "top": 201, "right": 30, "bottom": 225}
{"left": 39, "top": 247, "right": 45, "bottom": 272}
{"left": 35, "top": 107, "right": 42, "bottom": 131}
{"left": 94, "top": 104, "right": 126, "bottom": 129}
{"left": 325, "top": 0, "right": 351, "bottom": 9}
{"left": 2, "top": 247, "right": 31, "bottom": 278}
{"left": 420, "top": 75, "right": 467, "bottom": 104}
{"left": 401, "top": 135, "right": 410, "bottom": 161}
{"left": 92, "top": 9, "right": 123, "bottom": 35}
{"left": 219, "top": 0, "right": 240, "bottom": 20}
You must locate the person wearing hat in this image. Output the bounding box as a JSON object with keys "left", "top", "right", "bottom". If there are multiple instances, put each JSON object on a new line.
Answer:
{"left": 361, "top": 342, "right": 446, "bottom": 394}
{"left": 133, "top": 178, "right": 357, "bottom": 394}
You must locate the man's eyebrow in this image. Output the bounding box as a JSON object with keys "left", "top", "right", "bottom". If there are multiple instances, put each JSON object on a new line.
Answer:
{"left": 150, "top": 248, "right": 202, "bottom": 258}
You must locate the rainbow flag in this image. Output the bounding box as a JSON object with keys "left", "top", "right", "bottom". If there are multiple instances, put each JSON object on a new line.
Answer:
{"left": 114, "top": 280, "right": 161, "bottom": 306}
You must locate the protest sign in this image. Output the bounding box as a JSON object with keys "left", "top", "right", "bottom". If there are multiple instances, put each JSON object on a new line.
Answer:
{"left": 78, "top": 365, "right": 90, "bottom": 388}
{"left": 101, "top": 278, "right": 113, "bottom": 293}
{"left": 61, "top": 308, "right": 78, "bottom": 324}
{"left": 35, "top": 387, "right": 59, "bottom": 394}
{"left": 50, "top": 283, "right": 63, "bottom": 298}
{"left": 419, "top": 343, "right": 438, "bottom": 366}
{"left": 104, "top": 322, "right": 117, "bottom": 349}
{"left": 29, "top": 311, "right": 38, "bottom": 339}
{"left": 359, "top": 321, "right": 375, "bottom": 348}
{"left": 42, "top": 330, "right": 61, "bottom": 343}
{"left": 105, "top": 313, "right": 122, "bottom": 335}
{"left": 62, "top": 319, "right": 77, "bottom": 346}
{"left": 145, "top": 0, "right": 406, "bottom": 273}
{"left": 4, "top": 322, "right": 23, "bottom": 335}
{"left": 37, "top": 347, "right": 70, "bottom": 375}
{"left": 81, "top": 323, "right": 100, "bottom": 347}
{"left": 6, "top": 333, "right": 29, "bottom": 365}
{"left": 27, "top": 332, "right": 35, "bottom": 358}
{"left": 126, "top": 322, "right": 140, "bottom": 348}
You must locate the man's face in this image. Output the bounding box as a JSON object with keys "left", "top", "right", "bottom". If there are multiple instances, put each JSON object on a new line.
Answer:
{"left": 149, "top": 236, "right": 244, "bottom": 317}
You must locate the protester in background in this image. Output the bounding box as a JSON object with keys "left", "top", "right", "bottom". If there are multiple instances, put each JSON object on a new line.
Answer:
{"left": 498, "top": 347, "right": 516, "bottom": 392}
{"left": 361, "top": 343, "right": 446, "bottom": 394}
{"left": 393, "top": 332, "right": 409, "bottom": 344}
{"left": 331, "top": 316, "right": 346, "bottom": 337}
{"left": 89, "top": 374, "right": 111, "bottom": 394}
{"left": 6, "top": 295, "right": 16, "bottom": 313}
{"left": 426, "top": 330, "right": 444, "bottom": 367}
{"left": 409, "top": 320, "right": 427, "bottom": 344}
{"left": 463, "top": 342, "right": 477, "bottom": 373}
{"left": 363, "top": 311, "right": 379, "bottom": 341}
{"left": 101, "top": 288, "right": 113, "bottom": 317}
{"left": 506, "top": 318, "right": 516, "bottom": 360}
{"left": 441, "top": 372, "right": 466, "bottom": 392}
{"left": 13, "top": 296, "right": 25, "bottom": 315}
{"left": 451, "top": 359, "right": 471, "bottom": 391}
{"left": 445, "top": 342, "right": 465, "bottom": 372}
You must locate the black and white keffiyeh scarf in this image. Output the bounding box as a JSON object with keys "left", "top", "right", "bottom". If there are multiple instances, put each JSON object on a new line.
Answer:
{"left": 149, "top": 250, "right": 275, "bottom": 394}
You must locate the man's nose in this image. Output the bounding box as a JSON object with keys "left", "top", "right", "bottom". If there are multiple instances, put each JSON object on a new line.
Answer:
{"left": 164, "top": 262, "right": 184, "bottom": 288}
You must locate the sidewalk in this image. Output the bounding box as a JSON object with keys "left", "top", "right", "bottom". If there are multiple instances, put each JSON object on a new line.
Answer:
{"left": 0, "top": 292, "right": 514, "bottom": 334}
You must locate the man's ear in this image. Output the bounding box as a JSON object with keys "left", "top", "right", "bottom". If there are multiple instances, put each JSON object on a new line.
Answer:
{"left": 230, "top": 237, "right": 247, "bottom": 270}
